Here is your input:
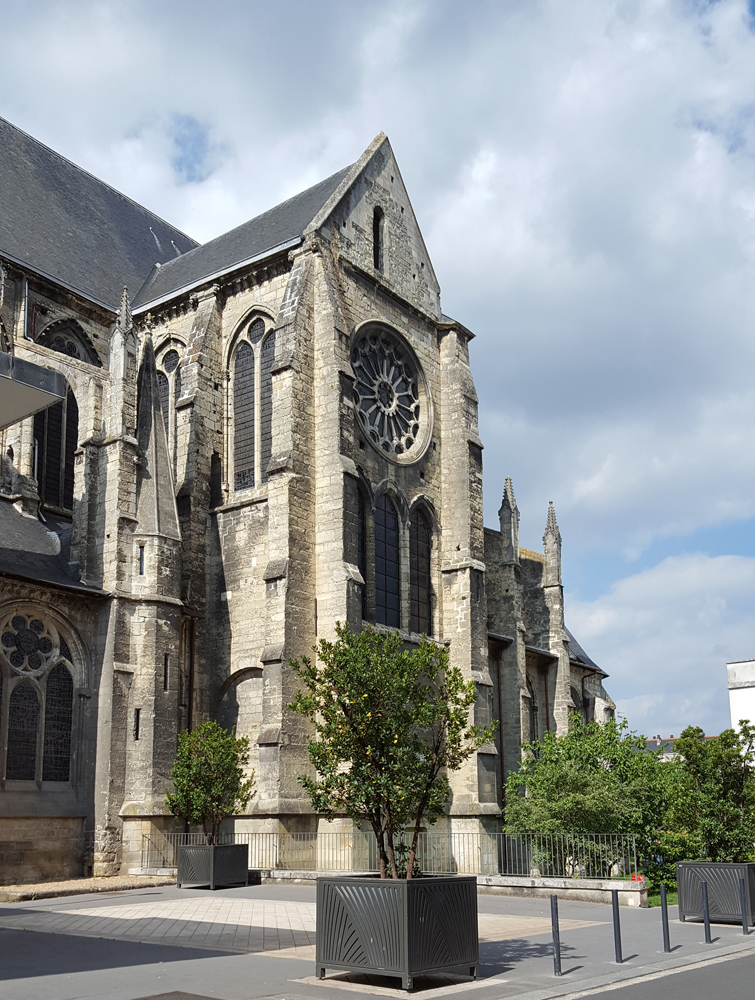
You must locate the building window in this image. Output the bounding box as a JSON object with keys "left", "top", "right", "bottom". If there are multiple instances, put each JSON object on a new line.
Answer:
{"left": 373, "top": 207, "right": 384, "bottom": 271}
{"left": 374, "top": 494, "right": 400, "bottom": 628}
{"left": 156, "top": 345, "right": 183, "bottom": 477}
{"left": 33, "top": 387, "right": 78, "bottom": 511}
{"left": 527, "top": 678, "right": 539, "bottom": 743}
{"left": 260, "top": 329, "right": 276, "bottom": 483}
{"left": 409, "top": 508, "right": 432, "bottom": 635}
{"left": 232, "top": 317, "right": 276, "bottom": 492}
{"left": 37, "top": 320, "right": 102, "bottom": 367}
{"left": 357, "top": 491, "right": 367, "bottom": 619}
{"left": 0, "top": 613, "right": 75, "bottom": 783}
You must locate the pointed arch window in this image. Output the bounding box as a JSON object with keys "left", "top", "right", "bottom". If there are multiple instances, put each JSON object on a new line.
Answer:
{"left": 0, "top": 615, "right": 76, "bottom": 783}
{"left": 33, "top": 387, "right": 78, "bottom": 511}
{"left": 357, "top": 491, "right": 367, "bottom": 619}
{"left": 410, "top": 508, "right": 432, "bottom": 635}
{"left": 37, "top": 321, "right": 101, "bottom": 367}
{"left": 156, "top": 346, "right": 183, "bottom": 477}
{"left": 232, "top": 317, "right": 276, "bottom": 492}
{"left": 527, "top": 678, "right": 539, "bottom": 743}
{"left": 374, "top": 494, "right": 400, "bottom": 628}
{"left": 233, "top": 342, "right": 255, "bottom": 490}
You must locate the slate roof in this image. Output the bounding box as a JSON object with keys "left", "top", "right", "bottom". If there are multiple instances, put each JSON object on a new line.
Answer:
{"left": 132, "top": 166, "right": 352, "bottom": 308}
{"left": 565, "top": 626, "right": 607, "bottom": 676}
{"left": 0, "top": 117, "right": 198, "bottom": 310}
{"left": 0, "top": 502, "right": 107, "bottom": 595}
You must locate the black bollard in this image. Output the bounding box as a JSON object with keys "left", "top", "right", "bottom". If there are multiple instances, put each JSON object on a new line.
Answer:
{"left": 660, "top": 884, "right": 671, "bottom": 953}
{"left": 611, "top": 889, "right": 623, "bottom": 963}
{"left": 550, "top": 894, "right": 562, "bottom": 976}
{"left": 701, "top": 880, "right": 712, "bottom": 944}
{"left": 740, "top": 877, "right": 749, "bottom": 936}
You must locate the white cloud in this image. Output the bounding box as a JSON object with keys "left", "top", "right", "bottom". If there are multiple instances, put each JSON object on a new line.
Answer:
{"left": 2, "top": 0, "right": 755, "bottom": 725}
{"left": 568, "top": 553, "right": 755, "bottom": 736}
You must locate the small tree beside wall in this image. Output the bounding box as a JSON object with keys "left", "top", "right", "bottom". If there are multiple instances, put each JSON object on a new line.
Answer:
{"left": 166, "top": 720, "right": 256, "bottom": 844}
{"left": 288, "top": 623, "right": 497, "bottom": 879}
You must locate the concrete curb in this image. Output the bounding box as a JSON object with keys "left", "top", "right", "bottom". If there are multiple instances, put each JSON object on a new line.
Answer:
{"left": 0, "top": 877, "right": 175, "bottom": 902}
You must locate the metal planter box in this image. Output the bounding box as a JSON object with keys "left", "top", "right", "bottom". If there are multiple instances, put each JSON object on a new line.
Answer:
{"left": 316, "top": 875, "right": 478, "bottom": 990}
{"left": 677, "top": 861, "right": 755, "bottom": 925}
{"left": 177, "top": 843, "right": 249, "bottom": 890}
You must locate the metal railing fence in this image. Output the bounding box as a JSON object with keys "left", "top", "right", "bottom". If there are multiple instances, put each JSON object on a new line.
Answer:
{"left": 140, "top": 830, "right": 637, "bottom": 879}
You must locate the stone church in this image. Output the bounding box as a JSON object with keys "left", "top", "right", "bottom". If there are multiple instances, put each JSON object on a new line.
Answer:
{"left": 0, "top": 118, "right": 614, "bottom": 883}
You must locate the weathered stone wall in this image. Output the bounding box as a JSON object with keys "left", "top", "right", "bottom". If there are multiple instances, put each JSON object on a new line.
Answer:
{"left": 0, "top": 817, "right": 85, "bottom": 885}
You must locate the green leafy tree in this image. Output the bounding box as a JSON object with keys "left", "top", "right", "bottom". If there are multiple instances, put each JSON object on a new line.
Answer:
{"left": 669, "top": 722, "right": 755, "bottom": 863}
{"left": 288, "top": 623, "right": 497, "bottom": 879}
{"left": 505, "top": 715, "right": 672, "bottom": 840}
{"left": 166, "top": 721, "right": 256, "bottom": 844}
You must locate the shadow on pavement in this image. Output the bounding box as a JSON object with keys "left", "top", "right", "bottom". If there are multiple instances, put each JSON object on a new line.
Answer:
{"left": 0, "top": 927, "right": 231, "bottom": 982}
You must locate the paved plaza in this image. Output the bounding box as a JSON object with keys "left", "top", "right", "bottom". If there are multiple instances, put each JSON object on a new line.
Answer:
{"left": 0, "top": 883, "right": 754, "bottom": 1000}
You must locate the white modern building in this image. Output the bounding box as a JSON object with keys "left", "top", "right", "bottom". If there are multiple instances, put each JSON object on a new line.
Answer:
{"left": 727, "top": 659, "right": 755, "bottom": 730}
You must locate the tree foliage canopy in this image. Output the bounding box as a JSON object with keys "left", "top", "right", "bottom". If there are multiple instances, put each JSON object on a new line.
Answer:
{"left": 504, "top": 715, "right": 672, "bottom": 839}
{"left": 166, "top": 721, "right": 256, "bottom": 844}
{"left": 288, "top": 623, "right": 497, "bottom": 879}
{"left": 670, "top": 722, "right": 755, "bottom": 863}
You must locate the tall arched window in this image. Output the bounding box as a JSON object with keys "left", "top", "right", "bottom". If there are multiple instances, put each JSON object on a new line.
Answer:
{"left": 374, "top": 494, "right": 400, "bottom": 628}
{"left": 373, "top": 207, "right": 384, "bottom": 271}
{"left": 1, "top": 615, "right": 76, "bottom": 783}
{"left": 409, "top": 509, "right": 432, "bottom": 635}
{"left": 33, "top": 387, "right": 78, "bottom": 511}
{"left": 357, "top": 492, "right": 367, "bottom": 620}
{"left": 260, "top": 330, "right": 276, "bottom": 483}
{"left": 527, "top": 678, "right": 539, "bottom": 743}
{"left": 233, "top": 342, "right": 255, "bottom": 490}
{"left": 6, "top": 682, "right": 40, "bottom": 780}
{"left": 156, "top": 347, "right": 182, "bottom": 477}
{"left": 43, "top": 663, "right": 74, "bottom": 781}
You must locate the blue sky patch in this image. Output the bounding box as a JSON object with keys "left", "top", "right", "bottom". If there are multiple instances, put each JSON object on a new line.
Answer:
{"left": 169, "top": 113, "right": 216, "bottom": 185}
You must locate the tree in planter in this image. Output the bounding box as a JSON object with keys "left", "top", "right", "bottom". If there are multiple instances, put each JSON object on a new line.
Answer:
{"left": 288, "top": 623, "right": 497, "bottom": 879}
{"left": 166, "top": 721, "right": 256, "bottom": 844}
{"left": 669, "top": 722, "right": 755, "bottom": 863}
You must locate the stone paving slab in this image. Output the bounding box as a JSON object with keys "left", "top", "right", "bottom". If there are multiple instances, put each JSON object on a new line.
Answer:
{"left": 0, "top": 895, "right": 605, "bottom": 959}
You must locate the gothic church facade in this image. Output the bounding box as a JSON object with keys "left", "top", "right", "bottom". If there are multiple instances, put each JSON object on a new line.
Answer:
{"left": 0, "top": 120, "right": 614, "bottom": 882}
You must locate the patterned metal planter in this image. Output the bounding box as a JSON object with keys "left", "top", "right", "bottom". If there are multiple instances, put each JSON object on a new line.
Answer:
{"left": 177, "top": 843, "right": 249, "bottom": 890}
{"left": 316, "top": 875, "right": 478, "bottom": 990}
{"left": 677, "top": 861, "right": 755, "bottom": 925}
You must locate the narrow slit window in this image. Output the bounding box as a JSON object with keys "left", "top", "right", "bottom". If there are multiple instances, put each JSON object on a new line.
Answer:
{"left": 134, "top": 708, "right": 141, "bottom": 741}
{"left": 163, "top": 654, "right": 169, "bottom": 692}
{"left": 373, "top": 207, "right": 384, "bottom": 271}
{"left": 139, "top": 545, "right": 145, "bottom": 575}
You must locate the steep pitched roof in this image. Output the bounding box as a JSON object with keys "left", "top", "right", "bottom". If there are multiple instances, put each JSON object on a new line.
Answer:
{"left": 0, "top": 117, "right": 198, "bottom": 310}
{"left": 565, "top": 626, "right": 607, "bottom": 676}
{"left": 132, "top": 166, "right": 352, "bottom": 309}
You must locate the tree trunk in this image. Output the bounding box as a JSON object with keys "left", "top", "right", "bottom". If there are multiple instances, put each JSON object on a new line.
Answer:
{"left": 385, "top": 809, "right": 400, "bottom": 879}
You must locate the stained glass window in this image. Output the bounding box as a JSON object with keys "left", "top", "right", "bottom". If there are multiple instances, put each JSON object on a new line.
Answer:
{"left": 409, "top": 509, "right": 432, "bottom": 635}
{"left": 33, "top": 388, "right": 78, "bottom": 510}
{"left": 357, "top": 492, "right": 366, "bottom": 620}
{"left": 7, "top": 682, "right": 40, "bottom": 780}
{"left": 260, "top": 331, "right": 276, "bottom": 484}
{"left": 157, "top": 372, "right": 170, "bottom": 435}
{"left": 234, "top": 342, "right": 255, "bottom": 490}
{"left": 37, "top": 323, "right": 101, "bottom": 367}
{"left": 42, "top": 663, "right": 73, "bottom": 781}
{"left": 375, "top": 495, "right": 400, "bottom": 628}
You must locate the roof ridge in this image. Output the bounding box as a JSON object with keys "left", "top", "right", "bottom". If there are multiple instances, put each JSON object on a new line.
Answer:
{"left": 0, "top": 115, "right": 199, "bottom": 246}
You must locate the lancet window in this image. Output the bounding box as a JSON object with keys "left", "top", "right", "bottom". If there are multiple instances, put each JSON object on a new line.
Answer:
{"left": 232, "top": 317, "right": 276, "bottom": 491}
{"left": 409, "top": 508, "right": 432, "bottom": 635}
{"left": 37, "top": 320, "right": 102, "bottom": 367}
{"left": 374, "top": 494, "right": 400, "bottom": 628}
{"left": 33, "top": 387, "right": 78, "bottom": 511}
{"left": 0, "top": 614, "right": 75, "bottom": 783}
{"left": 156, "top": 344, "right": 183, "bottom": 476}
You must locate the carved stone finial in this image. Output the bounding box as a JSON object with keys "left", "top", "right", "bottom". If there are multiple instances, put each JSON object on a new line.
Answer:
{"left": 545, "top": 500, "right": 560, "bottom": 539}
{"left": 499, "top": 476, "right": 520, "bottom": 565}
{"left": 117, "top": 286, "right": 132, "bottom": 334}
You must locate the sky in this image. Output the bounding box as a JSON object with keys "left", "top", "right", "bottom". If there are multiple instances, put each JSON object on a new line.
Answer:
{"left": 3, "top": 0, "right": 755, "bottom": 738}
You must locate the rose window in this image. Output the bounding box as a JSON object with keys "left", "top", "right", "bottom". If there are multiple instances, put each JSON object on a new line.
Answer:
{"left": 1, "top": 615, "right": 57, "bottom": 677}
{"left": 351, "top": 332, "right": 429, "bottom": 461}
